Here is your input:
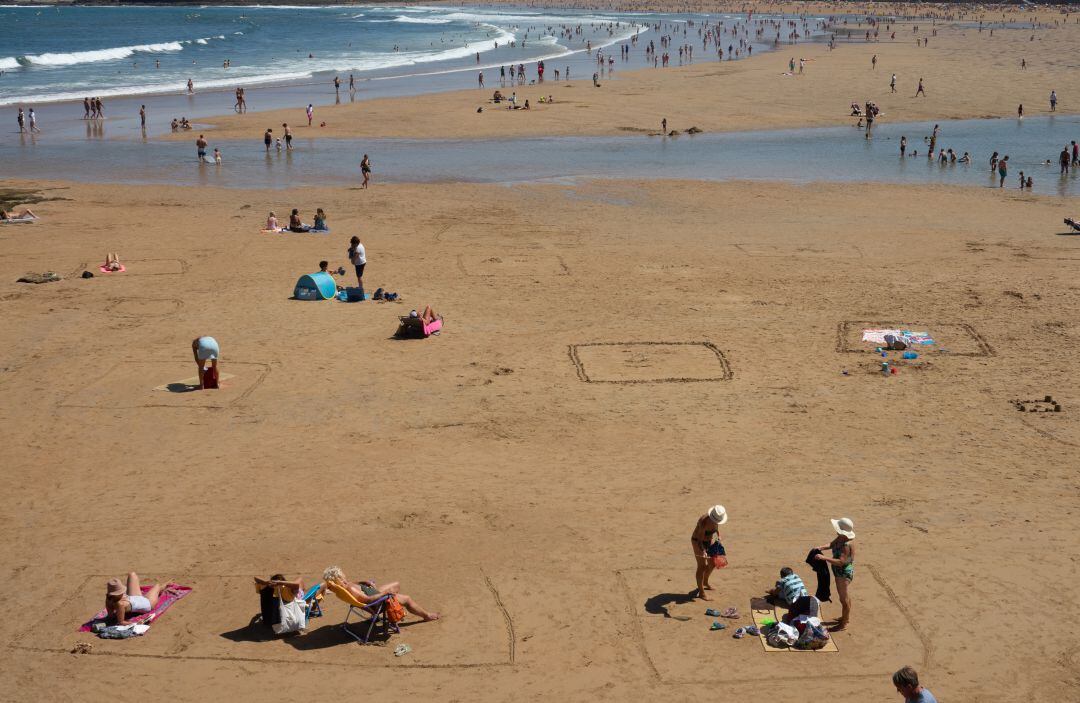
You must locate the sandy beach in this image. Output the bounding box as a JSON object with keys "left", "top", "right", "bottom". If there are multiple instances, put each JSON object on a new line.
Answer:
{"left": 183, "top": 10, "right": 1080, "bottom": 141}
{"left": 4, "top": 3, "right": 1080, "bottom": 702}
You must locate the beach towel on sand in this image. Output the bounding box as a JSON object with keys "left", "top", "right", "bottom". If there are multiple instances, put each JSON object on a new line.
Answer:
{"left": 862, "top": 329, "right": 934, "bottom": 346}
{"left": 79, "top": 584, "right": 192, "bottom": 632}
{"left": 98, "top": 264, "right": 126, "bottom": 273}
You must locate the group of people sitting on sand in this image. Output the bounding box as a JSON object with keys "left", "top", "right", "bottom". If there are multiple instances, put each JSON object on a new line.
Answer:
{"left": 266, "top": 208, "right": 329, "bottom": 233}
{"left": 170, "top": 117, "right": 192, "bottom": 131}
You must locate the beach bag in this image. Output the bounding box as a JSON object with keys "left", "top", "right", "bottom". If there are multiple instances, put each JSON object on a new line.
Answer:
{"left": 796, "top": 623, "right": 830, "bottom": 650}
{"left": 768, "top": 622, "right": 798, "bottom": 647}
{"left": 707, "top": 541, "right": 728, "bottom": 568}
{"left": 273, "top": 595, "right": 307, "bottom": 635}
{"left": 202, "top": 365, "right": 219, "bottom": 389}
{"left": 385, "top": 595, "right": 406, "bottom": 624}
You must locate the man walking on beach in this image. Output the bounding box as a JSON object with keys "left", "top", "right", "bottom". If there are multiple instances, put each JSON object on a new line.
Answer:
{"left": 1072, "top": 140, "right": 1078, "bottom": 166}
{"left": 16, "top": 107, "right": 25, "bottom": 133}
{"left": 196, "top": 134, "right": 208, "bottom": 163}
{"left": 478, "top": 71, "right": 484, "bottom": 88}
{"left": 892, "top": 666, "right": 937, "bottom": 702}
{"left": 890, "top": 73, "right": 896, "bottom": 93}
{"left": 1061, "top": 146, "right": 1071, "bottom": 175}
{"left": 914, "top": 78, "right": 925, "bottom": 97}
{"left": 1050, "top": 90, "right": 1057, "bottom": 112}
{"left": 871, "top": 54, "right": 877, "bottom": 70}
{"left": 140, "top": 105, "right": 146, "bottom": 128}
{"left": 283, "top": 123, "right": 293, "bottom": 149}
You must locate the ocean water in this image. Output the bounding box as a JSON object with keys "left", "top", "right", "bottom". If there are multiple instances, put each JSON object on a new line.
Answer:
{"left": 0, "top": 4, "right": 828, "bottom": 107}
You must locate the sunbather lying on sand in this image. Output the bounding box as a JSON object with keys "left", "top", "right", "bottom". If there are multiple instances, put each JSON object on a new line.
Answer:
{"left": 322, "top": 565, "right": 440, "bottom": 621}
{"left": 105, "top": 572, "right": 167, "bottom": 625}
{"left": 410, "top": 305, "right": 440, "bottom": 325}
{"left": 1, "top": 208, "right": 38, "bottom": 221}
{"left": 103, "top": 253, "right": 122, "bottom": 271}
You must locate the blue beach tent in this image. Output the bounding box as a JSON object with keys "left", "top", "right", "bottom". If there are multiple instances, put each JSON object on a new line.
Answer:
{"left": 293, "top": 272, "right": 337, "bottom": 300}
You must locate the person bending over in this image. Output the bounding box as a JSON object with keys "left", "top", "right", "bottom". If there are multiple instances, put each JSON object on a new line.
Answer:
{"left": 191, "top": 336, "right": 220, "bottom": 389}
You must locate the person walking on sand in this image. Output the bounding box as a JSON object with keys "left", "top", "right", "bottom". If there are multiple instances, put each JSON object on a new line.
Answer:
{"left": 914, "top": 77, "right": 925, "bottom": 97}
{"left": 306, "top": 104, "right": 314, "bottom": 127}
{"left": 871, "top": 54, "right": 877, "bottom": 70}
{"left": 1050, "top": 90, "right": 1057, "bottom": 112}
{"left": 814, "top": 517, "right": 855, "bottom": 630}
{"left": 360, "top": 154, "right": 371, "bottom": 188}
{"left": 140, "top": 104, "right": 146, "bottom": 127}
{"left": 691, "top": 504, "right": 728, "bottom": 600}
{"left": 890, "top": 73, "right": 896, "bottom": 93}
{"left": 998, "top": 155, "right": 1009, "bottom": 188}
{"left": 892, "top": 666, "right": 938, "bottom": 703}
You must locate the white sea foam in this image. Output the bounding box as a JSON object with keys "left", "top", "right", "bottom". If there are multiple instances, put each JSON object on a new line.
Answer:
{"left": 4, "top": 35, "right": 225, "bottom": 69}
{"left": 394, "top": 15, "right": 451, "bottom": 25}
{"left": 14, "top": 41, "right": 185, "bottom": 67}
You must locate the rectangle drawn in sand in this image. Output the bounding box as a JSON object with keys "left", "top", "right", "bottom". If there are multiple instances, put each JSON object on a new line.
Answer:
{"left": 570, "top": 342, "right": 732, "bottom": 383}
{"left": 59, "top": 361, "right": 270, "bottom": 409}
{"left": 836, "top": 321, "right": 993, "bottom": 357}
{"left": 13, "top": 569, "right": 514, "bottom": 669}
{"left": 617, "top": 564, "right": 927, "bottom": 685}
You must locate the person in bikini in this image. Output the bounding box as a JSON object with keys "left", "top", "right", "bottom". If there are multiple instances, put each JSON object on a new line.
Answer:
{"left": 814, "top": 517, "right": 855, "bottom": 630}
{"left": 690, "top": 504, "right": 728, "bottom": 600}
{"left": 105, "top": 573, "right": 168, "bottom": 625}
{"left": 1, "top": 208, "right": 37, "bottom": 221}
{"left": 322, "top": 565, "right": 439, "bottom": 621}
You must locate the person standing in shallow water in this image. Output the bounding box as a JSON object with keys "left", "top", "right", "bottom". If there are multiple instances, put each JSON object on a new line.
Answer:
{"left": 691, "top": 504, "right": 728, "bottom": 600}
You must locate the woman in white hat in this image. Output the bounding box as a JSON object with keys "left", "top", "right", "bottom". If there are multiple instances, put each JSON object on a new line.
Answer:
{"left": 690, "top": 504, "right": 728, "bottom": 600}
{"left": 814, "top": 517, "right": 855, "bottom": 630}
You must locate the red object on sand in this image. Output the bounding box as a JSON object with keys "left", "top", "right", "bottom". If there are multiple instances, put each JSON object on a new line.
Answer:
{"left": 202, "top": 366, "right": 219, "bottom": 389}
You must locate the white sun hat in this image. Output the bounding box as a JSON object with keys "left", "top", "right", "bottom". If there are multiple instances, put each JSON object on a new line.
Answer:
{"left": 831, "top": 517, "right": 856, "bottom": 539}
{"left": 708, "top": 505, "right": 728, "bottom": 525}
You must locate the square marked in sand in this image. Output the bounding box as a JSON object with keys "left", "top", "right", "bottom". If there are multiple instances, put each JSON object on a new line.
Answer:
{"left": 122, "top": 258, "right": 188, "bottom": 276}
{"left": 734, "top": 243, "right": 864, "bottom": 258}
{"left": 456, "top": 253, "right": 569, "bottom": 277}
{"left": 836, "top": 321, "right": 993, "bottom": 357}
{"left": 570, "top": 342, "right": 732, "bottom": 383}
{"left": 18, "top": 570, "right": 511, "bottom": 668}
{"left": 106, "top": 298, "right": 184, "bottom": 317}
{"left": 618, "top": 565, "right": 924, "bottom": 684}
{"left": 60, "top": 361, "right": 269, "bottom": 409}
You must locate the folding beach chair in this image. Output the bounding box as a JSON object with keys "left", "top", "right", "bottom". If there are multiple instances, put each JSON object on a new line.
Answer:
{"left": 394, "top": 314, "right": 443, "bottom": 339}
{"left": 303, "top": 583, "right": 324, "bottom": 619}
{"left": 1066, "top": 217, "right": 1080, "bottom": 233}
{"left": 324, "top": 580, "right": 399, "bottom": 644}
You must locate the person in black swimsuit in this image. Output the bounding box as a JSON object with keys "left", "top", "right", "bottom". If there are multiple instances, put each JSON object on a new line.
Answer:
{"left": 690, "top": 504, "right": 728, "bottom": 600}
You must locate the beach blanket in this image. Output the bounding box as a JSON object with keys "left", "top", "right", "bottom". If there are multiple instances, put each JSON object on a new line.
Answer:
{"left": 98, "top": 264, "right": 126, "bottom": 273}
{"left": 861, "top": 329, "right": 935, "bottom": 346}
{"left": 750, "top": 603, "right": 838, "bottom": 653}
{"left": 0, "top": 218, "right": 35, "bottom": 225}
{"left": 79, "top": 584, "right": 192, "bottom": 632}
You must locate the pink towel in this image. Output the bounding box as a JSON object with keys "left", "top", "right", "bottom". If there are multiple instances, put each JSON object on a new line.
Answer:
{"left": 424, "top": 318, "right": 443, "bottom": 336}
{"left": 98, "top": 264, "right": 126, "bottom": 273}
{"left": 79, "top": 583, "right": 192, "bottom": 632}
